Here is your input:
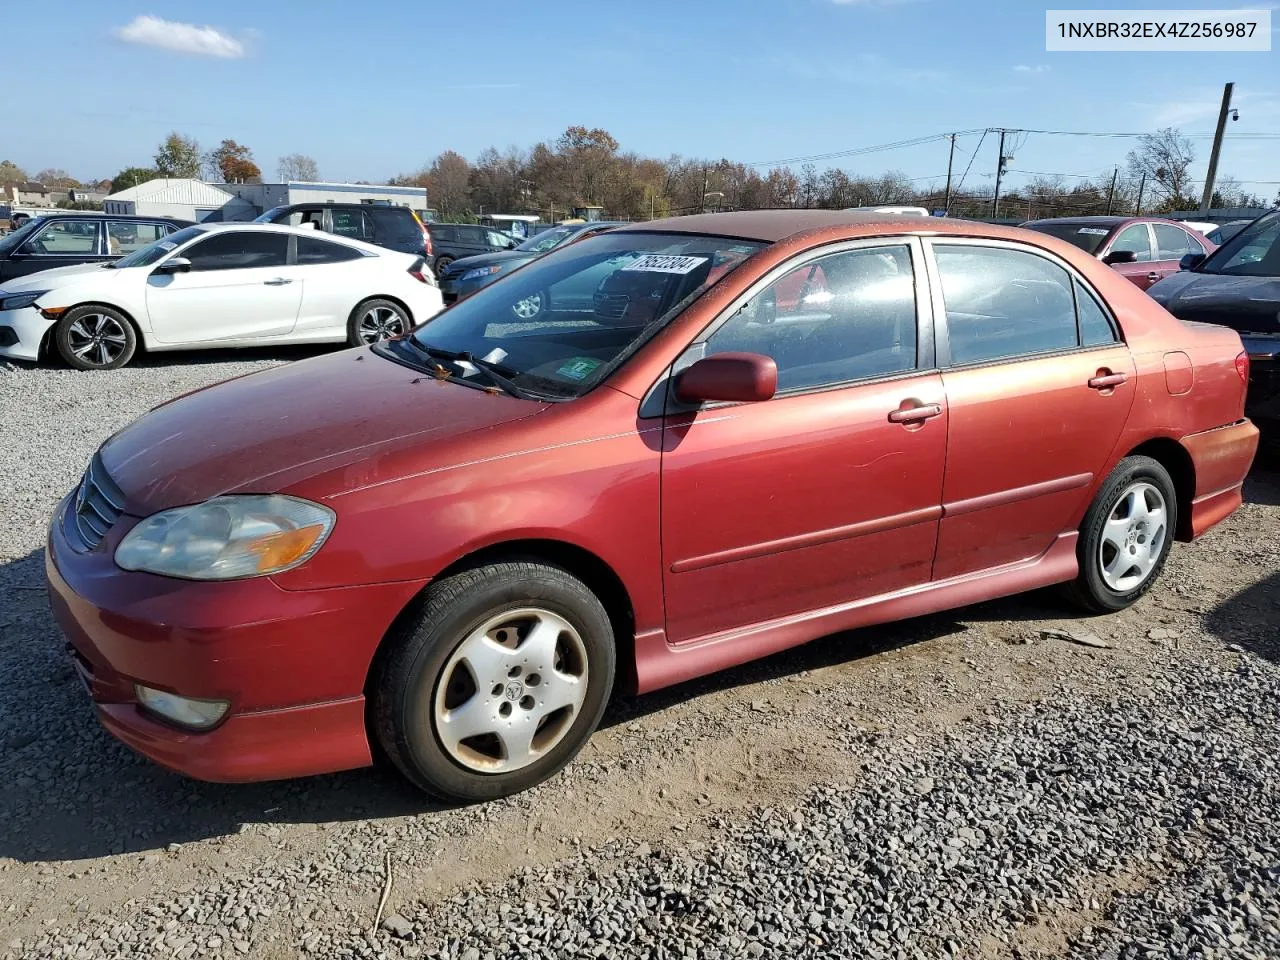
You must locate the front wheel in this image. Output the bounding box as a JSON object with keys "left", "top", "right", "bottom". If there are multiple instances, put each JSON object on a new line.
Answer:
{"left": 347, "top": 298, "right": 410, "bottom": 346}
{"left": 372, "top": 561, "right": 616, "bottom": 801}
{"left": 54, "top": 305, "right": 137, "bottom": 370}
{"left": 1067, "top": 455, "right": 1176, "bottom": 614}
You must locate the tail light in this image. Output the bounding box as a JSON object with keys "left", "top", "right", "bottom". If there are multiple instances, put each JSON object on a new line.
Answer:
{"left": 1235, "top": 350, "right": 1250, "bottom": 383}
{"left": 411, "top": 211, "right": 433, "bottom": 257}
{"left": 409, "top": 258, "right": 436, "bottom": 286}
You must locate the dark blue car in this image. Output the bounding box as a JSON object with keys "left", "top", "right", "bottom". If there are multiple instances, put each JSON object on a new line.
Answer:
{"left": 438, "top": 221, "right": 624, "bottom": 313}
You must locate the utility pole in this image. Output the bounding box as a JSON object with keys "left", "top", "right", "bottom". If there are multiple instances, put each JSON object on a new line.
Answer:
{"left": 991, "top": 129, "right": 1008, "bottom": 219}
{"left": 700, "top": 165, "right": 708, "bottom": 213}
{"left": 1134, "top": 173, "right": 1146, "bottom": 215}
{"left": 943, "top": 133, "right": 956, "bottom": 214}
{"left": 1199, "top": 82, "right": 1235, "bottom": 215}
{"left": 1106, "top": 167, "right": 1119, "bottom": 214}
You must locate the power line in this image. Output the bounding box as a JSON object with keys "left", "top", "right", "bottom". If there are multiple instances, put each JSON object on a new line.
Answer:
{"left": 954, "top": 130, "right": 989, "bottom": 196}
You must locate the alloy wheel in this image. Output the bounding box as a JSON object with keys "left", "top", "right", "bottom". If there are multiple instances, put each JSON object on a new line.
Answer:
{"left": 66, "top": 313, "right": 128, "bottom": 367}
{"left": 357, "top": 306, "right": 406, "bottom": 343}
{"left": 1098, "top": 481, "right": 1168, "bottom": 592}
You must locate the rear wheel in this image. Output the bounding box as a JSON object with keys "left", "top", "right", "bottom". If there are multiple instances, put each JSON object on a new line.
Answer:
{"left": 1067, "top": 455, "right": 1176, "bottom": 613}
{"left": 347, "top": 298, "right": 410, "bottom": 346}
{"left": 54, "top": 305, "right": 137, "bottom": 370}
{"left": 434, "top": 255, "right": 454, "bottom": 277}
{"left": 372, "top": 561, "right": 616, "bottom": 801}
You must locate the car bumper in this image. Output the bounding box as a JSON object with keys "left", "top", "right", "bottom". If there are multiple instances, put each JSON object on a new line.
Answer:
{"left": 1180, "top": 418, "right": 1260, "bottom": 540}
{"left": 45, "top": 493, "right": 426, "bottom": 783}
{"left": 439, "top": 274, "right": 500, "bottom": 305}
{"left": 0, "top": 304, "right": 52, "bottom": 361}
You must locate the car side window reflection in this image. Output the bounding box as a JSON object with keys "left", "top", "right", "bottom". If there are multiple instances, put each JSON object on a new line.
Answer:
{"left": 706, "top": 245, "right": 918, "bottom": 392}
{"left": 1110, "top": 224, "right": 1154, "bottom": 262}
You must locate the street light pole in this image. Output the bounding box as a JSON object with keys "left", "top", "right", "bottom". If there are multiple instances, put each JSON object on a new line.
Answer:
{"left": 1199, "top": 81, "right": 1234, "bottom": 215}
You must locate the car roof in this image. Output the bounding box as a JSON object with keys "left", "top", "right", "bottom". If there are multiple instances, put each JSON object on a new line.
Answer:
{"left": 1023, "top": 216, "right": 1132, "bottom": 227}
{"left": 42, "top": 213, "right": 189, "bottom": 223}
{"left": 273, "top": 202, "right": 412, "bottom": 213}
{"left": 191, "top": 221, "right": 383, "bottom": 248}
{"left": 611, "top": 209, "right": 1094, "bottom": 245}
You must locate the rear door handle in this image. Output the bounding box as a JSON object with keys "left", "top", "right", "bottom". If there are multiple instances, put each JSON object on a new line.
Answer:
{"left": 888, "top": 402, "right": 942, "bottom": 424}
{"left": 1088, "top": 372, "right": 1127, "bottom": 389}
{"left": 264, "top": 278, "right": 293, "bottom": 286}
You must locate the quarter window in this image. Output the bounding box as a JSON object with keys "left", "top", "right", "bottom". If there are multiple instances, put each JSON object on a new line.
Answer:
{"left": 1074, "top": 279, "right": 1118, "bottom": 347}
{"left": 1110, "top": 224, "right": 1154, "bottom": 262}
{"left": 706, "top": 244, "right": 918, "bottom": 392}
{"left": 933, "top": 245, "right": 1079, "bottom": 365}
{"left": 182, "top": 231, "right": 289, "bottom": 271}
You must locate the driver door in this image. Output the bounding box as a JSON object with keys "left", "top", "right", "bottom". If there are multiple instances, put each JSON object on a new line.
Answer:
{"left": 2, "top": 220, "right": 106, "bottom": 280}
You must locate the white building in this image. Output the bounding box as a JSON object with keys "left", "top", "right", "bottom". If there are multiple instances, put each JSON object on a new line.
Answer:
{"left": 220, "top": 181, "right": 429, "bottom": 217}
{"left": 102, "top": 179, "right": 256, "bottom": 223}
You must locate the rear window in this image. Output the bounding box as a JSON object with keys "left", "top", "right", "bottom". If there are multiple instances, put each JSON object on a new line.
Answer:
{"left": 1023, "top": 222, "right": 1115, "bottom": 255}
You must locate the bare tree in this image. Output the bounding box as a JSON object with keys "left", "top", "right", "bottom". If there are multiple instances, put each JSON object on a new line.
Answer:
{"left": 34, "top": 168, "right": 80, "bottom": 189}
{"left": 1125, "top": 127, "right": 1196, "bottom": 211}
{"left": 277, "top": 153, "right": 319, "bottom": 182}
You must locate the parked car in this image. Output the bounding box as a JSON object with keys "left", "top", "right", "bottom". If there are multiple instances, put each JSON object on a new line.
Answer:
{"left": 1021, "top": 216, "right": 1215, "bottom": 290}
{"left": 46, "top": 211, "right": 1256, "bottom": 801}
{"left": 0, "top": 222, "right": 442, "bottom": 369}
{"left": 426, "top": 222, "right": 518, "bottom": 276}
{"left": 1205, "top": 219, "right": 1255, "bottom": 246}
{"left": 257, "top": 203, "right": 431, "bottom": 261}
{"left": 438, "top": 221, "right": 625, "bottom": 308}
{"left": 0, "top": 213, "right": 191, "bottom": 283}
{"left": 1148, "top": 209, "right": 1280, "bottom": 434}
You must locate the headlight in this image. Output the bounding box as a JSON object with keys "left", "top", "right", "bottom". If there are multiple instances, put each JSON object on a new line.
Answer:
{"left": 461, "top": 265, "right": 503, "bottom": 281}
{"left": 0, "top": 290, "right": 48, "bottom": 311}
{"left": 115, "top": 495, "right": 335, "bottom": 580}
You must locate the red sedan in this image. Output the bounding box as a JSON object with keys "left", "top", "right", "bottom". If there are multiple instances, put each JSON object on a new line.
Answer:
{"left": 1022, "top": 216, "right": 1215, "bottom": 290}
{"left": 46, "top": 211, "right": 1258, "bottom": 801}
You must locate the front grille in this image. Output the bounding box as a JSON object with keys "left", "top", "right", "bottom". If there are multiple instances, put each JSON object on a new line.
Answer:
{"left": 70, "top": 453, "right": 125, "bottom": 550}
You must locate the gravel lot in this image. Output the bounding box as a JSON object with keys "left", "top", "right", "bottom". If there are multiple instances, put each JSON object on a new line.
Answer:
{"left": 2, "top": 349, "right": 1278, "bottom": 960}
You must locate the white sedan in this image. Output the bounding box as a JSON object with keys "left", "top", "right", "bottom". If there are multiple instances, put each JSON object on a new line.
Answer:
{"left": 0, "top": 222, "right": 444, "bottom": 369}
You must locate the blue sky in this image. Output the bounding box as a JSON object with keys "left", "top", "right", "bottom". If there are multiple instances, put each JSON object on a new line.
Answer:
{"left": 9, "top": 1, "right": 1279, "bottom": 200}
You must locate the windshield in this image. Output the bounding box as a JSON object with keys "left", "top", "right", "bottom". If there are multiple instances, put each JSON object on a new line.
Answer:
{"left": 0, "top": 218, "right": 45, "bottom": 254}
{"left": 408, "top": 231, "right": 767, "bottom": 398}
{"left": 1197, "top": 212, "right": 1280, "bottom": 277}
{"left": 1023, "top": 222, "right": 1114, "bottom": 255}
{"left": 516, "top": 226, "right": 577, "bottom": 254}
{"left": 253, "top": 206, "right": 288, "bottom": 224}
{"left": 112, "top": 225, "right": 204, "bottom": 268}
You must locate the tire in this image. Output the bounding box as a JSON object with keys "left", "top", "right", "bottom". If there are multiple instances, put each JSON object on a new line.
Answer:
{"left": 54, "top": 305, "right": 137, "bottom": 370}
{"left": 372, "top": 561, "right": 616, "bottom": 802}
{"left": 1067, "top": 455, "right": 1177, "bottom": 614}
{"left": 347, "top": 298, "right": 411, "bottom": 346}
{"left": 511, "top": 291, "right": 547, "bottom": 320}
{"left": 434, "top": 255, "right": 454, "bottom": 277}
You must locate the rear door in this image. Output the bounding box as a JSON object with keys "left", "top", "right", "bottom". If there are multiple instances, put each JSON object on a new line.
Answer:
{"left": 145, "top": 230, "right": 302, "bottom": 343}
{"left": 3, "top": 219, "right": 104, "bottom": 278}
{"left": 925, "top": 239, "right": 1136, "bottom": 580}
{"left": 106, "top": 220, "right": 168, "bottom": 260}
{"left": 1152, "top": 223, "right": 1207, "bottom": 283}
{"left": 661, "top": 239, "right": 947, "bottom": 643}
{"left": 292, "top": 234, "right": 370, "bottom": 335}
{"left": 1103, "top": 223, "right": 1159, "bottom": 289}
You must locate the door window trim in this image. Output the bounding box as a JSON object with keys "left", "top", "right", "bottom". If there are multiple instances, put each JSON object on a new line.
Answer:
{"left": 641, "top": 235, "right": 936, "bottom": 418}
{"left": 920, "top": 236, "right": 1125, "bottom": 371}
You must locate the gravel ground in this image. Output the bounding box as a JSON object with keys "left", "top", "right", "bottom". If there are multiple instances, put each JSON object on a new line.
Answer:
{"left": 1, "top": 350, "right": 1278, "bottom": 960}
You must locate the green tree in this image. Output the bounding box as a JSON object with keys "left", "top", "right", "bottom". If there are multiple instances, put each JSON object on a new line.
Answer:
{"left": 154, "top": 132, "right": 202, "bottom": 178}
{"left": 0, "top": 160, "right": 27, "bottom": 186}
{"left": 110, "top": 167, "right": 158, "bottom": 193}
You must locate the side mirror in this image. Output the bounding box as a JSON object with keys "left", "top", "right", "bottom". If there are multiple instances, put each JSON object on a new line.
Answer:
{"left": 1179, "top": 252, "right": 1206, "bottom": 271}
{"left": 156, "top": 256, "right": 192, "bottom": 274}
{"left": 1103, "top": 249, "right": 1138, "bottom": 265}
{"left": 675, "top": 352, "right": 778, "bottom": 405}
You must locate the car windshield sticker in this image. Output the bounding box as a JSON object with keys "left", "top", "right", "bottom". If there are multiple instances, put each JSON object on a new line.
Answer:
{"left": 157, "top": 240, "right": 178, "bottom": 250}
{"left": 1077, "top": 227, "right": 1110, "bottom": 236}
{"left": 620, "top": 254, "right": 709, "bottom": 275}
{"left": 556, "top": 357, "right": 602, "bottom": 380}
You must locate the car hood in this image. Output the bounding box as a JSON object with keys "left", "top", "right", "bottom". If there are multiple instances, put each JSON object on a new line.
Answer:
{"left": 0, "top": 261, "right": 118, "bottom": 292}
{"left": 99, "top": 347, "right": 549, "bottom": 515}
{"left": 1148, "top": 270, "right": 1280, "bottom": 335}
{"left": 446, "top": 250, "right": 535, "bottom": 274}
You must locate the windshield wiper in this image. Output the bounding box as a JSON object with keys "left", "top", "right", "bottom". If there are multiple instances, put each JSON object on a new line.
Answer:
{"left": 410, "top": 342, "right": 537, "bottom": 400}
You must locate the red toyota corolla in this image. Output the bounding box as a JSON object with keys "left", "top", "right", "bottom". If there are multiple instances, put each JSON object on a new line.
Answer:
{"left": 47, "top": 211, "right": 1258, "bottom": 802}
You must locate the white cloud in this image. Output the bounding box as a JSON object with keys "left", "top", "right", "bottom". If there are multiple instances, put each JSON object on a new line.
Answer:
{"left": 1014, "top": 64, "right": 1050, "bottom": 74}
{"left": 115, "top": 15, "right": 246, "bottom": 58}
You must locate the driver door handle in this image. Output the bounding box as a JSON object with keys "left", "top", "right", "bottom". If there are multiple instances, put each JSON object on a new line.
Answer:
{"left": 264, "top": 278, "right": 293, "bottom": 286}
{"left": 888, "top": 403, "right": 942, "bottom": 424}
{"left": 1088, "top": 372, "right": 1127, "bottom": 389}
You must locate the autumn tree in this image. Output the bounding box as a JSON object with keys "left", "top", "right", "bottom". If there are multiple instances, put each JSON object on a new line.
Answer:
{"left": 0, "top": 160, "right": 27, "bottom": 187}
{"left": 1126, "top": 127, "right": 1196, "bottom": 211}
{"left": 154, "top": 132, "right": 202, "bottom": 178}
{"left": 277, "top": 153, "right": 319, "bottom": 181}
{"left": 207, "top": 139, "right": 262, "bottom": 183}
{"left": 110, "top": 167, "right": 158, "bottom": 193}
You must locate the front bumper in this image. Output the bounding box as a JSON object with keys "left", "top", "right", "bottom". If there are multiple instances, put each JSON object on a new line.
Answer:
{"left": 45, "top": 493, "right": 426, "bottom": 783}
{"left": 0, "top": 304, "right": 52, "bottom": 361}
{"left": 439, "top": 273, "right": 500, "bottom": 305}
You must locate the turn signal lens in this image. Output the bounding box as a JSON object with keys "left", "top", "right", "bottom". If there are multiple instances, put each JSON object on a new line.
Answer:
{"left": 135, "top": 685, "right": 230, "bottom": 730}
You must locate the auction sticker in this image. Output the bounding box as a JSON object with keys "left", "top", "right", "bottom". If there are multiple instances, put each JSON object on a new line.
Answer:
{"left": 621, "top": 255, "right": 709, "bottom": 274}
{"left": 556, "top": 357, "right": 602, "bottom": 380}
{"left": 1077, "top": 227, "right": 1110, "bottom": 235}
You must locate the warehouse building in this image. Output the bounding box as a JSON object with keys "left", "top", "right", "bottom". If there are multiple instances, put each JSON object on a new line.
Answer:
{"left": 102, "top": 179, "right": 256, "bottom": 222}
{"left": 220, "top": 181, "right": 429, "bottom": 219}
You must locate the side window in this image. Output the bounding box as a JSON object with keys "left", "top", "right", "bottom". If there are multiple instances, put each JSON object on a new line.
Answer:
{"left": 933, "top": 245, "right": 1078, "bottom": 365}
{"left": 1074, "top": 279, "right": 1119, "bottom": 347}
{"left": 369, "top": 208, "right": 420, "bottom": 243}
{"left": 462, "top": 226, "right": 486, "bottom": 244}
{"left": 107, "top": 222, "right": 165, "bottom": 256}
{"left": 296, "top": 235, "right": 364, "bottom": 265}
{"left": 487, "top": 230, "right": 512, "bottom": 248}
{"left": 1154, "top": 224, "right": 1195, "bottom": 260}
{"left": 25, "top": 220, "right": 99, "bottom": 255}
{"left": 330, "top": 209, "right": 371, "bottom": 241}
{"left": 706, "top": 244, "right": 918, "bottom": 392}
{"left": 182, "top": 232, "right": 289, "bottom": 271}
{"left": 1110, "top": 224, "right": 1154, "bottom": 262}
